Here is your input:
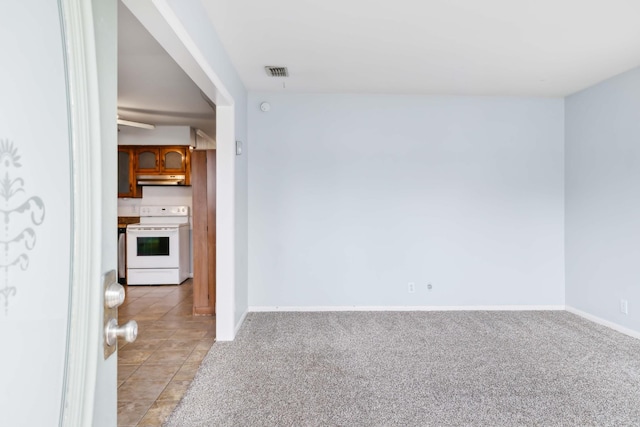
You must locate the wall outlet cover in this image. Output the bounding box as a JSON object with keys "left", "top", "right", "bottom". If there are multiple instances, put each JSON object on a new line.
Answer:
{"left": 620, "top": 299, "right": 629, "bottom": 315}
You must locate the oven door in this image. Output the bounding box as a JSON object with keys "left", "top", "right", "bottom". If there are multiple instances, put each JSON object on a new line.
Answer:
{"left": 126, "top": 227, "right": 180, "bottom": 269}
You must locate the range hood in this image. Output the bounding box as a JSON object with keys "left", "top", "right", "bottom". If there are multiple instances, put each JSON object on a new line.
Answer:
{"left": 136, "top": 174, "right": 186, "bottom": 186}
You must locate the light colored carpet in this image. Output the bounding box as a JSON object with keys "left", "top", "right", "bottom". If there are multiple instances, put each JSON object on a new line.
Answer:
{"left": 165, "top": 311, "right": 640, "bottom": 426}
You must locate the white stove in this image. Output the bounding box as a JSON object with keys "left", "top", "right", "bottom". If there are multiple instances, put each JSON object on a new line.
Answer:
{"left": 126, "top": 205, "right": 190, "bottom": 285}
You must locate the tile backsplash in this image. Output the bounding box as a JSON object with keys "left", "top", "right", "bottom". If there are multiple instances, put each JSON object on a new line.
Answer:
{"left": 117, "top": 204, "right": 140, "bottom": 217}
{"left": 118, "top": 186, "right": 193, "bottom": 218}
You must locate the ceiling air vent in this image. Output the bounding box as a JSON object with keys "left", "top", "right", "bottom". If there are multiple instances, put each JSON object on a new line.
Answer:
{"left": 265, "top": 66, "right": 289, "bottom": 77}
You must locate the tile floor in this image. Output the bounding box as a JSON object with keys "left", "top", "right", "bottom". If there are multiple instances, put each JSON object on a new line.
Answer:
{"left": 117, "top": 279, "right": 216, "bottom": 427}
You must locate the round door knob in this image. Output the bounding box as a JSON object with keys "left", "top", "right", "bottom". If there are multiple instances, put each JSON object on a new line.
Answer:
{"left": 105, "top": 319, "right": 138, "bottom": 346}
{"left": 105, "top": 282, "right": 125, "bottom": 308}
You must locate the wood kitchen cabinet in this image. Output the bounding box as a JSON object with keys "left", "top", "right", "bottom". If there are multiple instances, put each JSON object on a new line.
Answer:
{"left": 161, "top": 147, "right": 190, "bottom": 174}
{"left": 117, "top": 147, "right": 140, "bottom": 198}
{"left": 135, "top": 146, "right": 190, "bottom": 175}
{"left": 118, "top": 145, "right": 192, "bottom": 198}
{"left": 136, "top": 147, "right": 161, "bottom": 173}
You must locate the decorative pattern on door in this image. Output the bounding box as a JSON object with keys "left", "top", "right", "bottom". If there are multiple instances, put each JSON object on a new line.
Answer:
{"left": 0, "top": 140, "right": 45, "bottom": 314}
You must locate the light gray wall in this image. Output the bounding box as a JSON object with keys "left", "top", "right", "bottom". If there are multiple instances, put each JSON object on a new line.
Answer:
{"left": 248, "top": 94, "right": 565, "bottom": 308}
{"left": 117, "top": 125, "right": 191, "bottom": 145}
{"left": 565, "top": 67, "right": 640, "bottom": 333}
{"left": 235, "top": 124, "right": 250, "bottom": 323}
{"left": 163, "top": 0, "right": 249, "bottom": 326}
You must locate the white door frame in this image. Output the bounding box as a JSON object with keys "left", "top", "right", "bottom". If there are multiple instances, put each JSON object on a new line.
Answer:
{"left": 58, "top": 0, "right": 109, "bottom": 425}
{"left": 121, "top": 0, "right": 237, "bottom": 341}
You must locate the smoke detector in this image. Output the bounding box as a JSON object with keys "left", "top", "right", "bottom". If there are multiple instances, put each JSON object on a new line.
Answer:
{"left": 265, "top": 66, "right": 289, "bottom": 77}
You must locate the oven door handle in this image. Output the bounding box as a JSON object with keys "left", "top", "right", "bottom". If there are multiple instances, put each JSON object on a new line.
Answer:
{"left": 127, "top": 228, "right": 178, "bottom": 235}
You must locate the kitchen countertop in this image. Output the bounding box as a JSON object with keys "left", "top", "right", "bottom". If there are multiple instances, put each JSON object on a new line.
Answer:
{"left": 118, "top": 216, "right": 140, "bottom": 227}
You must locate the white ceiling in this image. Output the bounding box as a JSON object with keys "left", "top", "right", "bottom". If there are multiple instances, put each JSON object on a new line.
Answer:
{"left": 202, "top": 0, "right": 640, "bottom": 96}
{"left": 118, "top": 1, "right": 216, "bottom": 136}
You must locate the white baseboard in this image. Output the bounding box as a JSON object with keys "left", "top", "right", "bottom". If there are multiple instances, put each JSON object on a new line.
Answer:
{"left": 234, "top": 309, "right": 249, "bottom": 336}
{"left": 565, "top": 305, "right": 640, "bottom": 340}
{"left": 249, "top": 305, "right": 565, "bottom": 312}
{"left": 241, "top": 305, "right": 639, "bottom": 342}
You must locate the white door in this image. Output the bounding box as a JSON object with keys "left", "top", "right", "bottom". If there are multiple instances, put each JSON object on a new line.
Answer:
{"left": 0, "top": 1, "right": 120, "bottom": 426}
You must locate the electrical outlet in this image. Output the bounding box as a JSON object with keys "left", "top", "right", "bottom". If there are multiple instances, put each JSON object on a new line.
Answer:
{"left": 408, "top": 282, "right": 415, "bottom": 293}
{"left": 620, "top": 299, "right": 629, "bottom": 315}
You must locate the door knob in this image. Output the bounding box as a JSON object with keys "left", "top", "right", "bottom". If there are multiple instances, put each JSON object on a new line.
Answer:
{"left": 105, "top": 318, "right": 138, "bottom": 346}
{"left": 105, "top": 282, "right": 125, "bottom": 308}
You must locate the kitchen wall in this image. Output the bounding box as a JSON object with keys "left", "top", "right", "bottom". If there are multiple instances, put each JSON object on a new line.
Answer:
{"left": 248, "top": 93, "right": 565, "bottom": 308}
{"left": 118, "top": 125, "right": 191, "bottom": 145}
{"left": 565, "top": 66, "right": 640, "bottom": 335}
{"left": 116, "top": 125, "right": 194, "bottom": 215}
{"left": 117, "top": 186, "right": 193, "bottom": 217}
{"left": 117, "top": 124, "right": 195, "bottom": 273}
{"left": 116, "top": 123, "right": 194, "bottom": 218}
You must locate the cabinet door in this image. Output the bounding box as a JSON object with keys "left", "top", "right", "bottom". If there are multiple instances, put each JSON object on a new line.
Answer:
{"left": 117, "top": 147, "right": 137, "bottom": 198}
{"left": 136, "top": 147, "right": 161, "bottom": 172}
{"left": 161, "top": 147, "right": 186, "bottom": 173}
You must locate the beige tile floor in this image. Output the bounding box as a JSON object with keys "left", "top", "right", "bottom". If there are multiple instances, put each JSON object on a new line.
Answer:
{"left": 117, "top": 279, "right": 215, "bottom": 427}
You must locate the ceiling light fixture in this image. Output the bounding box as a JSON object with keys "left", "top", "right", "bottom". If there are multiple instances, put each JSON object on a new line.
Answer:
{"left": 116, "top": 116, "right": 156, "bottom": 129}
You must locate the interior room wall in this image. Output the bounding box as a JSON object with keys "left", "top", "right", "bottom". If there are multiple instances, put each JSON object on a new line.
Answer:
{"left": 234, "top": 114, "right": 250, "bottom": 325}
{"left": 248, "top": 93, "right": 565, "bottom": 308}
{"left": 157, "top": 0, "right": 250, "bottom": 331}
{"left": 117, "top": 125, "right": 191, "bottom": 145}
{"left": 565, "top": 66, "right": 640, "bottom": 335}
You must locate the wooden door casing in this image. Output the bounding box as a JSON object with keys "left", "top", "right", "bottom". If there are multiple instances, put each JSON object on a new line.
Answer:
{"left": 192, "top": 149, "right": 216, "bottom": 315}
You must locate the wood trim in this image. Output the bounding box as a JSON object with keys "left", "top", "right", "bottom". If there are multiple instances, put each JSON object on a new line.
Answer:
{"left": 131, "top": 146, "right": 141, "bottom": 197}
{"left": 191, "top": 149, "right": 216, "bottom": 316}
{"left": 117, "top": 146, "right": 137, "bottom": 198}
{"left": 191, "top": 150, "right": 209, "bottom": 314}
{"left": 207, "top": 150, "right": 216, "bottom": 314}
{"left": 184, "top": 146, "right": 192, "bottom": 185}
{"left": 193, "top": 306, "right": 215, "bottom": 316}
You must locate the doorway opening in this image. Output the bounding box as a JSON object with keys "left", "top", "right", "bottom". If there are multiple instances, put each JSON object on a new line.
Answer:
{"left": 116, "top": 0, "right": 235, "bottom": 424}
{"left": 118, "top": 0, "right": 236, "bottom": 339}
